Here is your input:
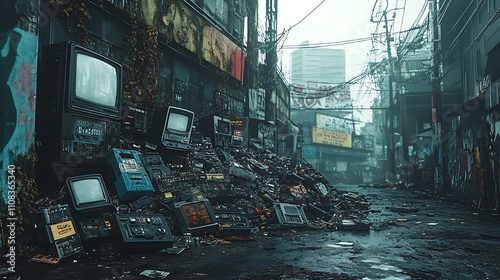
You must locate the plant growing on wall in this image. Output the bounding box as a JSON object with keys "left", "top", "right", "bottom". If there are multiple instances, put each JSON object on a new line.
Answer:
{"left": 122, "top": 15, "right": 162, "bottom": 108}
{"left": 58, "top": 0, "right": 90, "bottom": 45}
{"left": 13, "top": 142, "right": 39, "bottom": 235}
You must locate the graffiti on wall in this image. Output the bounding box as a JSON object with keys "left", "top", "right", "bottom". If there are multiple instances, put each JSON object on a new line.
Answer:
{"left": 0, "top": 28, "right": 38, "bottom": 203}
{"left": 258, "top": 123, "right": 275, "bottom": 150}
{"left": 445, "top": 115, "right": 482, "bottom": 197}
{"left": 485, "top": 112, "right": 500, "bottom": 207}
{"left": 446, "top": 119, "right": 461, "bottom": 191}
{"left": 459, "top": 124, "right": 474, "bottom": 192}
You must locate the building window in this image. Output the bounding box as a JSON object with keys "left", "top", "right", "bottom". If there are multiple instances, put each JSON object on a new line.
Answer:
{"left": 405, "top": 60, "right": 425, "bottom": 72}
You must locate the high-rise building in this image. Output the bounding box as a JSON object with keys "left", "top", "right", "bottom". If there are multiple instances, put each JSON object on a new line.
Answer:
{"left": 290, "top": 41, "right": 346, "bottom": 85}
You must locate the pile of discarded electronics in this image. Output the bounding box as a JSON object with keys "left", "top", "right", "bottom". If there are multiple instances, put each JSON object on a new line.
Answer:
{"left": 29, "top": 145, "right": 372, "bottom": 262}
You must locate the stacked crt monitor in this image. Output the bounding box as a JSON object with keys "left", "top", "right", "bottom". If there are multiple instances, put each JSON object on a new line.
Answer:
{"left": 66, "top": 174, "right": 112, "bottom": 213}
{"left": 149, "top": 106, "right": 195, "bottom": 152}
{"left": 35, "top": 41, "right": 122, "bottom": 167}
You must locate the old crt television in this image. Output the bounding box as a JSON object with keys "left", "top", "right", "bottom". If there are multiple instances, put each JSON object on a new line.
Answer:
{"left": 122, "top": 103, "right": 151, "bottom": 135}
{"left": 36, "top": 41, "right": 122, "bottom": 165}
{"left": 173, "top": 200, "right": 218, "bottom": 236}
{"left": 66, "top": 174, "right": 112, "bottom": 214}
{"left": 215, "top": 116, "right": 231, "bottom": 135}
{"left": 198, "top": 115, "right": 231, "bottom": 147}
{"left": 149, "top": 106, "right": 195, "bottom": 151}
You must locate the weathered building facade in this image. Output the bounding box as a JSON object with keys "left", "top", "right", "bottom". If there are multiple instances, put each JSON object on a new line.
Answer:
{"left": 0, "top": 0, "right": 296, "bottom": 232}
{"left": 438, "top": 0, "right": 500, "bottom": 208}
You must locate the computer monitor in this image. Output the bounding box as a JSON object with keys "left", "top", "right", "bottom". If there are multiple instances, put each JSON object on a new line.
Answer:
{"left": 66, "top": 174, "right": 112, "bottom": 213}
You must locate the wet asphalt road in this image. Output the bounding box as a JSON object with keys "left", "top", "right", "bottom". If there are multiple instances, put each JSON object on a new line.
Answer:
{"left": 7, "top": 184, "right": 500, "bottom": 279}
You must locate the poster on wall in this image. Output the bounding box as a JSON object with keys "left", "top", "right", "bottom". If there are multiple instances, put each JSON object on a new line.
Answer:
{"left": 249, "top": 88, "right": 265, "bottom": 120}
{"left": 258, "top": 122, "right": 275, "bottom": 150}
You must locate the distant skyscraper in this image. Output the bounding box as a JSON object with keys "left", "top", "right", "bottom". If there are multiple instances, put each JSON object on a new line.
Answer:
{"left": 290, "top": 41, "right": 346, "bottom": 85}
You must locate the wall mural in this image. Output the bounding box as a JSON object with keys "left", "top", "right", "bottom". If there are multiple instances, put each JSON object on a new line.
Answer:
{"left": 0, "top": 28, "right": 38, "bottom": 203}
{"left": 140, "top": 0, "right": 245, "bottom": 82}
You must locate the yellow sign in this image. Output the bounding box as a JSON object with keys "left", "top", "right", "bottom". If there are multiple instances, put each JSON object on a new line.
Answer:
{"left": 231, "top": 120, "right": 243, "bottom": 126}
{"left": 312, "top": 127, "right": 352, "bottom": 148}
{"left": 49, "top": 220, "right": 76, "bottom": 241}
{"left": 206, "top": 173, "right": 225, "bottom": 180}
{"left": 164, "top": 192, "right": 173, "bottom": 198}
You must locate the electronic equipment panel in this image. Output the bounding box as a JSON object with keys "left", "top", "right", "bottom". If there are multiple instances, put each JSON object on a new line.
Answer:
{"left": 122, "top": 103, "right": 151, "bottom": 135}
{"left": 113, "top": 214, "right": 174, "bottom": 251}
{"left": 273, "top": 203, "right": 309, "bottom": 228}
{"left": 36, "top": 204, "right": 83, "bottom": 259}
{"left": 214, "top": 211, "right": 253, "bottom": 238}
{"left": 108, "top": 148, "right": 155, "bottom": 202}
{"left": 231, "top": 135, "right": 244, "bottom": 147}
{"left": 77, "top": 216, "right": 113, "bottom": 245}
{"left": 139, "top": 152, "right": 172, "bottom": 189}
{"left": 38, "top": 113, "right": 121, "bottom": 166}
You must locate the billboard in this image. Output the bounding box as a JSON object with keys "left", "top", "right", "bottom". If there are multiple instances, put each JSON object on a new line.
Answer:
{"left": 290, "top": 83, "right": 351, "bottom": 110}
{"left": 316, "top": 114, "right": 353, "bottom": 134}
{"left": 312, "top": 127, "right": 352, "bottom": 148}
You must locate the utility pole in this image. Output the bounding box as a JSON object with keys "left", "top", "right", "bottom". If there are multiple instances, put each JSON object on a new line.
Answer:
{"left": 265, "top": 0, "right": 278, "bottom": 151}
{"left": 265, "top": 0, "right": 278, "bottom": 116}
{"left": 247, "top": 0, "right": 259, "bottom": 89}
{"left": 383, "top": 10, "right": 396, "bottom": 179}
{"left": 430, "top": 0, "right": 442, "bottom": 192}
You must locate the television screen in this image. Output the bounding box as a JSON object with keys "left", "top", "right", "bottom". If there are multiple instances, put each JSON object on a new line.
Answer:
{"left": 75, "top": 53, "right": 118, "bottom": 108}
{"left": 217, "top": 119, "right": 230, "bottom": 135}
{"left": 181, "top": 201, "right": 215, "bottom": 228}
{"left": 167, "top": 112, "right": 189, "bottom": 132}
{"left": 66, "top": 174, "right": 111, "bottom": 212}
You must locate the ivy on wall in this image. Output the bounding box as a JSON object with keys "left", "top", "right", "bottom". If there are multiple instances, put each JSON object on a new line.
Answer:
{"left": 122, "top": 15, "right": 162, "bottom": 108}
{"left": 13, "top": 142, "right": 39, "bottom": 235}
{"left": 58, "top": 0, "right": 90, "bottom": 45}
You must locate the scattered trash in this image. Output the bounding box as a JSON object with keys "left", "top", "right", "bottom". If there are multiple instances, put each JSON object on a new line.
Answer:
{"left": 387, "top": 206, "right": 420, "bottom": 213}
{"left": 139, "top": 269, "right": 171, "bottom": 279}
{"left": 30, "top": 254, "right": 60, "bottom": 265}
{"left": 327, "top": 241, "right": 354, "bottom": 248}
{"left": 161, "top": 247, "right": 185, "bottom": 255}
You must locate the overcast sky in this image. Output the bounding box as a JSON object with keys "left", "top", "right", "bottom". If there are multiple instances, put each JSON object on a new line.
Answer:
{"left": 258, "top": 0, "right": 429, "bottom": 125}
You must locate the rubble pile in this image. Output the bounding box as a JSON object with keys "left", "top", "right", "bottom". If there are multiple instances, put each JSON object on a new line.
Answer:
{"left": 187, "top": 145, "right": 372, "bottom": 232}
{"left": 22, "top": 145, "right": 372, "bottom": 263}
